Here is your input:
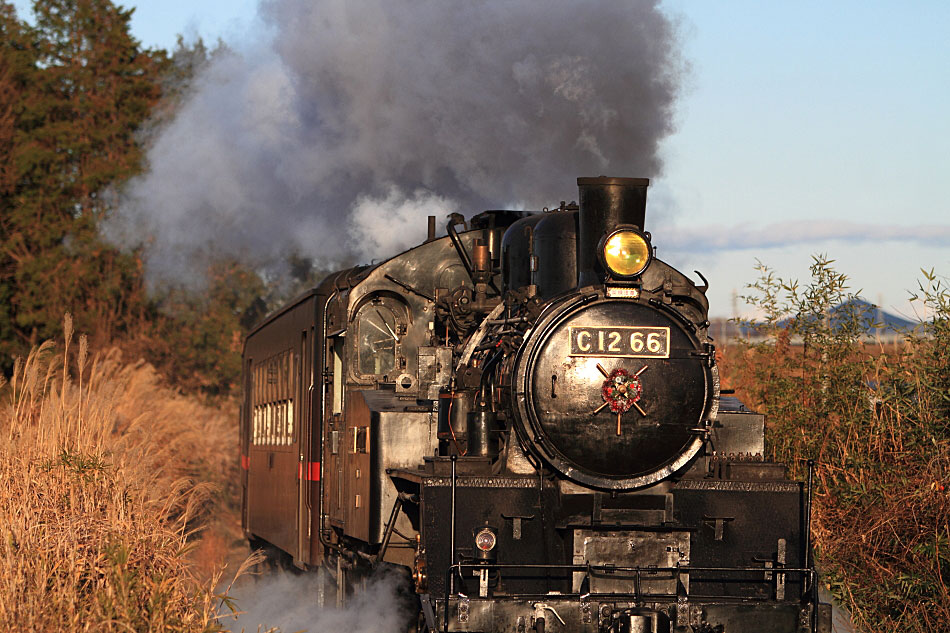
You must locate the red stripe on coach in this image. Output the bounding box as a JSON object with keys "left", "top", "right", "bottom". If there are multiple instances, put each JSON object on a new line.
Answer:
{"left": 297, "top": 462, "right": 320, "bottom": 481}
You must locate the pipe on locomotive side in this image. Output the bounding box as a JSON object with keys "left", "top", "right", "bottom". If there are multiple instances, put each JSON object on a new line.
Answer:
{"left": 576, "top": 176, "right": 650, "bottom": 287}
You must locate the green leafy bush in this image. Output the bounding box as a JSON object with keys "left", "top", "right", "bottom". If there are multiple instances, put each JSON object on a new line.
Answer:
{"left": 727, "top": 256, "right": 950, "bottom": 632}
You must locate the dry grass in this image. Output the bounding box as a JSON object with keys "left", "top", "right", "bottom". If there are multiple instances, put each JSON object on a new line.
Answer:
{"left": 721, "top": 341, "right": 950, "bottom": 631}
{"left": 0, "top": 315, "right": 247, "bottom": 632}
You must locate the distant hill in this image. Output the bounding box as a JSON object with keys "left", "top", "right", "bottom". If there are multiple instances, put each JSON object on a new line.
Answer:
{"left": 709, "top": 299, "right": 920, "bottom": 343}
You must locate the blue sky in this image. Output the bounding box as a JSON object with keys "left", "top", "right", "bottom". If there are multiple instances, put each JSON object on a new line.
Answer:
{"left": 654, "top": 1, "right": 950, "bottom": 317}
{"left": 12, "top": 0, "right": 949, "bottom": 318}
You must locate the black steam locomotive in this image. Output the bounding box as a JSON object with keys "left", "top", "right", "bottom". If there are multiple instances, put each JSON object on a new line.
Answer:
{"left": 240, "top": 177, "right": 831, "bottom": 632}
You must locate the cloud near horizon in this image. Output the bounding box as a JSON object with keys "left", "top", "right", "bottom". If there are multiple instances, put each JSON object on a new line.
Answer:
{"left": 659, "top": 220, "right": 950, "bottom": 254}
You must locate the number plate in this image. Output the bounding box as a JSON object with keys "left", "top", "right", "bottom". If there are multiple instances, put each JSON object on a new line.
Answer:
{"left": 569, "top": 326, "right": 670, "bottom": 358}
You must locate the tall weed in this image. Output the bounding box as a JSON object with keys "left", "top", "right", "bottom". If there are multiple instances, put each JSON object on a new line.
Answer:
{"left": 0, "top": 317, "right": 243, "bottom": 631}
{"left": 726, "top": 257, "right": 950, "bottom": 632}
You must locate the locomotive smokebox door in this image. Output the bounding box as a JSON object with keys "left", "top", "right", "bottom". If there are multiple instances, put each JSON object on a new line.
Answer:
{"left": 513, "top": 295, "right": 716, "bottom": 490}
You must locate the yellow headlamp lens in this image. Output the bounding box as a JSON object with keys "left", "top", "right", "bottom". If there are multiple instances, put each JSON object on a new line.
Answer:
{"left": 603, "top": 231, "right": 650, "bottom": 277}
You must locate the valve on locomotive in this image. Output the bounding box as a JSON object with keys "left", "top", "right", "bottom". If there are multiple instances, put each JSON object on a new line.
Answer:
{"left": 437, "top": 214, "right": 503, "bottom": 339}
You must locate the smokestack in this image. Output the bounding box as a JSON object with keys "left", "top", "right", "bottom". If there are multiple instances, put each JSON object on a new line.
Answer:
{"left": 576, "top": 176, "right": 650, "bottom": 286}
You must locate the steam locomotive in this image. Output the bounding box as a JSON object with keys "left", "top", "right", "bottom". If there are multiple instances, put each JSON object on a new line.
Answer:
{"left": 240, "top": 177, "right": 831, "bottom": 632}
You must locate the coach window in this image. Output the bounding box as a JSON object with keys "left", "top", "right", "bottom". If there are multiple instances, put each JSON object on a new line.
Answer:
{"left": 250, "top": 349, "right": 296, "bottom": 447}
{"left": 356, "top": 300, "right": 397, "bottom": 377}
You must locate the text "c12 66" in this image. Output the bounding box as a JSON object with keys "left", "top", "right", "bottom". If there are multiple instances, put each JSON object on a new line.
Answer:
{"left": 568, "top": 326, "right": 670, "bottom": 358}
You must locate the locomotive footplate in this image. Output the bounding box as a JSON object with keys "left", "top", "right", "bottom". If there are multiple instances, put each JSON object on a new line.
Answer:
{"left": 432, "top": 594, "right": 814, "bottom": 632}
{"left": 432, "top": 561, "right": 820, "bottom": 633}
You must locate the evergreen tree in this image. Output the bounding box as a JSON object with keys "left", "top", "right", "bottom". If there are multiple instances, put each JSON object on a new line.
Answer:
{"left": 0, "top": 1, "right": 268, "bottom": 393}
{"left": 0, "top": 2, "right": 38, "bottom": 359}
{"left": 0, "top": 0, "right": 166, "bottom": 364}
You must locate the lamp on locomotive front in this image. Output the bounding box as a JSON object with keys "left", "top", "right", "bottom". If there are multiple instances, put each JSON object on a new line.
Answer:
{"left": 473, "top": 524, "right": 499, "bottom": 598}
{"left": 473, "top": 525, "right": 498, "bottom": 562}
{"left": 599, "top": 226, "right": 652, "bottom": 279}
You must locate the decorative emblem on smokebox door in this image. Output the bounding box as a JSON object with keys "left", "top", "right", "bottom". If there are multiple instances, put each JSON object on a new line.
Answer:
{"left": 593, "top": 364, "right": 648, "bottom": 435}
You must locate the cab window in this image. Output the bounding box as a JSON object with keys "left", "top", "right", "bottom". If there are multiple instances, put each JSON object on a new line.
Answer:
{"left": 356, "top": 300, "right": 398, "bottom": 377}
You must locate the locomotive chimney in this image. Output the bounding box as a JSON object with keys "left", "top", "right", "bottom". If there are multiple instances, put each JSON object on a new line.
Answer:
{"left": 576, "top": 176, "right": 650, "bottom": 287}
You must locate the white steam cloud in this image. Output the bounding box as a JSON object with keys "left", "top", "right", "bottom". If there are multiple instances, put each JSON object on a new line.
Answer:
{"left": 107, "top": 0, "right": 684, "bottom": 285}
{"left": 348, "top": 186, "right": 459, "bottom": 258}
{"left": 223, "top": 568, "right": 413, "bottom": 633}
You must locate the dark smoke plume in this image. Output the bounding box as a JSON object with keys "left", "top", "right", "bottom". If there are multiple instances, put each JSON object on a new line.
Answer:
{"left": 108, "top": 0, "right": 685, "bottom": 284}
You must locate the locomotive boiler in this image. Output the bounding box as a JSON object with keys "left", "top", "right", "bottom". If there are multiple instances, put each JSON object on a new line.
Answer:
{"left": 239, "top": 177, "right": 831, "bottom": 632}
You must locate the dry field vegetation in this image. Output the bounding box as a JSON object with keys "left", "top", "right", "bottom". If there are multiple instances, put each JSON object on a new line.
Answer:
{"left": 0, "top": 315, "right": 253, "bottom": 632}
{"left": 721, "top": 260, "right": 950, "bottom": 632}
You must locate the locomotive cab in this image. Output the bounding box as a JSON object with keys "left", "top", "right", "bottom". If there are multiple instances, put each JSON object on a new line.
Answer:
{"left": 239, "top": 177, "right": 830, "bottom": 633}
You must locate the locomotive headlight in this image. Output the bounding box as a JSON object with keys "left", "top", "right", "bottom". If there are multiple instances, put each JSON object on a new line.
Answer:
{"left": 474, "top": 526, "right": 498, "bottom": 561}
{"left": 600, "top": 228, "right": 651, "bottom": 278}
